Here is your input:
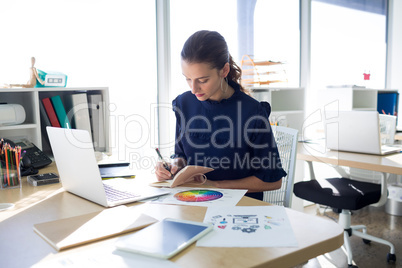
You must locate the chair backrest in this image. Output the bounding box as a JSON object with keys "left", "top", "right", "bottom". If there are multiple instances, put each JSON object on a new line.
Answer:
{"left": 263, "top": 126, "right": 298, "bottom": 207}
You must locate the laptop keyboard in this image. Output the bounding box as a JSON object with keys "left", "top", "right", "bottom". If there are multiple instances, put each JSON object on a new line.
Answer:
{"left": 103, "top": 183, "right": 140, "bottom": 201}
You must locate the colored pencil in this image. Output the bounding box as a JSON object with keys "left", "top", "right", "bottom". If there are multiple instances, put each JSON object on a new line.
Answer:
{"left": 0, "top": 160, "right": 3, "bottom": 188}
{"left": 4, "top": 145, "right": 10, "bottom": 186}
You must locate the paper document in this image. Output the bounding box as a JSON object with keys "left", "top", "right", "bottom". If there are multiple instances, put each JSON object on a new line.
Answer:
{"left": 197, "top": 206, "right": 298, "bottom": 247}
{"left": 148, "top": 187, "right": 247, "bottom": 207}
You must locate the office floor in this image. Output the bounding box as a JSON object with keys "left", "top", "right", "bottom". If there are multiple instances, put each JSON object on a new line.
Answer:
{"left": 294, "top": 205, "right": 402, "bottom": 268}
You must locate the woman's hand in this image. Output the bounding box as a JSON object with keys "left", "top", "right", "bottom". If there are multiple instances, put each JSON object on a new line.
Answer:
{"left": 155, "top": 157, "right": 187, "bottom": 181}
{"left": 155, "top": 162, "right": 177, "bottom": 181}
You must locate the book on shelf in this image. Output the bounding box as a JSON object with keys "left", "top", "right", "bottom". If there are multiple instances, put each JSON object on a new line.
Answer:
{"left": 39, "top": 99, "right": 53, "bottom": 151}
{"left": 88, "top": 94, "right": 106, "bottom": 151}
{"left": 39, "top": 100, "right": 52, "bottom": 127}
{"left": 65, "top": 93, "right": 92, "bottom": 137}
{"left": 150, "top": 165, "right": 214, "bottom": 188}
{"left": 41, "top": 98, "right": 61, "bottom": 128}
{"left": 51, "top": 95, "right": 71, "bottom": 129}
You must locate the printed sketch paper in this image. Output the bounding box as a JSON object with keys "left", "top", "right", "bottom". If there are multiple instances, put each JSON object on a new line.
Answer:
{"left": 197, "top": 206, "right": 298, "bottom": 247}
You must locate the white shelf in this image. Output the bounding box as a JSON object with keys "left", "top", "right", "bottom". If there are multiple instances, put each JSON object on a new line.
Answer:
{"left": 0, "top": 87, "right": 110, "bottom": 156}
{"left": 251, "top": 87, "right": 305, "bottom": 133}
{"left": 320, "top": 86, "right": 398, "bottom": 111}
{"left": 0, "top": 124, "right": 38, "bottom": 130}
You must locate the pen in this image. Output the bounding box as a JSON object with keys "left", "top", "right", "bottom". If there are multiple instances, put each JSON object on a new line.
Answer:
{"left": 155, "top": 148, "right": 173, "bottom": 177}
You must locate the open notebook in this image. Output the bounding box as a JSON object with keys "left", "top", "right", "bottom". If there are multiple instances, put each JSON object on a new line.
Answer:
{"left": 150, "top": 165, "right": 214, "bottom": 188}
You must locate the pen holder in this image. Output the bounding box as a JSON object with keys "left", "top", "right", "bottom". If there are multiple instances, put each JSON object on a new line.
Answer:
{"left": 0, "top": 161, "right": 21, "bottom": 189}
{"left": 0, "top": 140, "right": 22, "bottom": 189}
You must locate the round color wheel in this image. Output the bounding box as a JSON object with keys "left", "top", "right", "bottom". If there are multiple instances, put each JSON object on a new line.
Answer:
{"left": 174, "top": 190, "right": 223, "bottom": 202}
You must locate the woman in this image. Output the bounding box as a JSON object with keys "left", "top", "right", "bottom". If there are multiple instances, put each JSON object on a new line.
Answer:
{"left": 156, "top": 30, "right": 286, "bottom": 200}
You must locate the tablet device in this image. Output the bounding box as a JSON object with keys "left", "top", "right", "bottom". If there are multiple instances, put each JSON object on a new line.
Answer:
{"left": 115, "top": 218, "right": 213, "bottom": 259}
{"left": 98, "top": 162, "right": 135, "bottom": 179}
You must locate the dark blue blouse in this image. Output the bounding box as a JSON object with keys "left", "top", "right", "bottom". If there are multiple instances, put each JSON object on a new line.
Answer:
{"left": 172, "top": 81, "right": 286, "bottom": 199}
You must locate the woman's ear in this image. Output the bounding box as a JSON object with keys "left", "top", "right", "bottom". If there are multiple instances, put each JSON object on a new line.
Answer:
{"left": 220, "top": 62, "right": 230, "bottom": 78}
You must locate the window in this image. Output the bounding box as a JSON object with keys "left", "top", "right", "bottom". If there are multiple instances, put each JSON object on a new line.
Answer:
{"left": 304, "top": 0, "right": 388, "bottom": 140}
{"left": 0, "top": 1, "right": 157, "bottom": 170}
{"left": 169, "top": 0, "right": 300, "bottom": 98}
{"left": 254, "top": 0, "right": 300, "bottom": 87}
{"left": 169, "top": 0, "right": 238, "bottom": 100}
{"left": 163, "top": 0, "right": 239, "bottom": 155}
{"left": 166, "top": 0, "right": 300, "bottom": 154}
{"left": 310, "top": 0, "right": 387, "bottom": 93}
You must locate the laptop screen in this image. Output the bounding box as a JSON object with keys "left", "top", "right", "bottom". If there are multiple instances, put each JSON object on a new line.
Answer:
{"left": 325, "top": 111, "right": 382, "bottom": 154}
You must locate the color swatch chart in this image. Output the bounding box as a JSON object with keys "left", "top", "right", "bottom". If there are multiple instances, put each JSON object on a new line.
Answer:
{"left": 150, "top": 187, "right": 247, "bottom": 207}
{"left": 174, "top": 190, "right": 223, "bottom": 202}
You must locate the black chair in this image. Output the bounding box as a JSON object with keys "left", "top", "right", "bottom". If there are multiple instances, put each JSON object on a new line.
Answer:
{"left": 293, "top": 164, "right": 396, "bottom": 268}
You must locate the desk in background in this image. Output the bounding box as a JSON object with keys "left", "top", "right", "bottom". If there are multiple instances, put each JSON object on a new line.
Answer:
{"left": 0, "top": 163, "right": 343, "bottom": 268}
{"left": 395, "top": 132, "right": 402, "bottom": 142}
{"left": 297, "top": 142, "right": 402, "bottom": 176}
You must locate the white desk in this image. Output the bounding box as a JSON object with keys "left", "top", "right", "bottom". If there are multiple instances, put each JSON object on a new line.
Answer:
{"left": 0, "top": 164, "right": 344, "bottom": 268}
{"left": 297, "top": 142, "right": 402, "bottom": 175}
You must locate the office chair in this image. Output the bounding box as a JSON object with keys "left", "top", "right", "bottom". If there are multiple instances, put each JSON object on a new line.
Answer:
{"left": 293, "top": 163, "right": 396, "bottom": 267}
{"left": 263, "top": 126, "right": 298, "bottom": 207}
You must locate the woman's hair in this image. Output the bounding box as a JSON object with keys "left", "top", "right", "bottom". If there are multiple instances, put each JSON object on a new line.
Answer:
{"left": 181, "top": 30, "right": 246, "bottom": 92}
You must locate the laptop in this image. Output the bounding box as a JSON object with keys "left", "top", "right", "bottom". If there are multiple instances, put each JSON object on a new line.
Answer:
{"left": 325, "top": 111, "right": 400, "bottom": 155}
{"left": 46, "top": 127, "right": 169, "bottom": 207}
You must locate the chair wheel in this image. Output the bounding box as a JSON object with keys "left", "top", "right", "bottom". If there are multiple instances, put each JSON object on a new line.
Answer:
{"left": 348, "top": 264, "right": 358, "bottom": 268}
{"left": 362, "top": 238, "right": 371, "bottom": 244}
{"left": 387, "top": 253, "right": 396, "bottom": 263}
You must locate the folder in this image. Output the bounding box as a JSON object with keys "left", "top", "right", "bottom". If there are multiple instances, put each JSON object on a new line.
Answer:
{"left": 33, "top": 206, "right": 157, "bottom": 251}
{"left": 51, "top": 95, "right": 71, "bottom": 128}
{"left": 41, "top": 98, "right": 61, "bottom": 128}
{"left": 66, "top": 93, "right": 92, "bottom": 136}
{"left": 39, "top": 100, "right": 53, "bottom": 152}
{"left": 88, "top": 94, "right": 106, "bottom": 151}
{"left": 39, "top": 100, "right": 52, "bottom": 127}
{"left": 377, "top": 92, "right": 399, "bottom": 116}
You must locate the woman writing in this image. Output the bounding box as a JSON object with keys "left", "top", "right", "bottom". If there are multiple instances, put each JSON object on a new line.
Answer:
{"left": 155, "top": 30, "right": 286, "bottom": 200}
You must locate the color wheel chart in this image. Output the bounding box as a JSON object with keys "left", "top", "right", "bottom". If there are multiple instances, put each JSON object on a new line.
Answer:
{"left": 174, "top": 190, "right": 223, "bottom": 202}
{"left": 150, "top": 187, "right": 247, "bottom": 207}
